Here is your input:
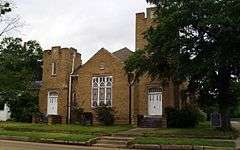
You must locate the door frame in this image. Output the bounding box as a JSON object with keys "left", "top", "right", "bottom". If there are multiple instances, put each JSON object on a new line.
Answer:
{"left": 47, "top": 91, "right": 58, "bottom": 115}
{"left": 148, "top": 88, "right": 163, "bottom": 116}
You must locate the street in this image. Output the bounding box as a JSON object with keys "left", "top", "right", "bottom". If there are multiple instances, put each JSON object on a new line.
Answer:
{"left": 0, "top": 140, "right": 133, "bottom": 150}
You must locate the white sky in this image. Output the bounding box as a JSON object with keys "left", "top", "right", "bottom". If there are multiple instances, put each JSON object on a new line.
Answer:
{"left": 12, "top": 0, "right": 151, "bottom": 62}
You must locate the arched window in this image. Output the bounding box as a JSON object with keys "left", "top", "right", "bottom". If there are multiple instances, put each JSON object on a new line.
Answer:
{"left": 49, "top": 91, "right": 58, "bottom": 98}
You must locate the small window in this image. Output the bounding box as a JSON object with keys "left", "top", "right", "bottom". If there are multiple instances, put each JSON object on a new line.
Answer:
{"left": 72, "top": 93, "right": 77, "bottom": 106}
{"left": 0, "top": 101, "right": 5, "bottom": 110}
{"left": 51, "top": 62, "right": 56, "bottom": 75}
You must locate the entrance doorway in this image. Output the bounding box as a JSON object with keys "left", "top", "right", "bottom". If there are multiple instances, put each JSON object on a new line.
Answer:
{"left": 47, "top": 91, "right": 58, "bottom": 115}
{"left": 148, "top": 88, "right": 162, "bottom": 116}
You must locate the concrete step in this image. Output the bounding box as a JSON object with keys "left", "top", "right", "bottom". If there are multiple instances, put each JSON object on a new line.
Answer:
{"left": 100, "top": 136, "right": 134, "bottom": 141}
{"left": 97, "top": 139, "right": 128, "bottom": 145}
{"left": 138, "top": 117, "right": 166, "bottom": 128}
{"left": 93, "top": 143, "right": 127, "bottom": 148}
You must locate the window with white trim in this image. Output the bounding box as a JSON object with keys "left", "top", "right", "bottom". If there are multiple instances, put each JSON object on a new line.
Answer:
{"left": 92, "top": 76, "right": 112, "bottom": 107}
{"left": 51, "top": 62, "right": 56, "bottom": 75}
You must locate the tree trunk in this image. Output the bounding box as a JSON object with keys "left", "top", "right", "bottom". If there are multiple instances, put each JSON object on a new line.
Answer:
{"left": 218, "top": 67, "right": 233, "bottom": 131}
{"left": 219, "top": 106, "right": 232, "bottom": 130}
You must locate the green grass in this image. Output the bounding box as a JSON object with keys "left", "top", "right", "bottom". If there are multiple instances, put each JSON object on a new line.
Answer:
{"left": 0, "top": 121, "right": 237, "bottom": 148}
{"left": 132, "top": 122, "right": 237, "bottom": 148}
{"left": 135, "top": 137, "right": 235, "bottom": 148}
{"left": 139, "top": 122, "right": 238, "bottom": 139}
{"left": 0, "top": 122, "right": 133, "bottom": 142}
{"left": 0, "top": 130, "right": 94, "bottom": 142}
{"left": 0, "top": 122, "right": 132, "bottom": 136}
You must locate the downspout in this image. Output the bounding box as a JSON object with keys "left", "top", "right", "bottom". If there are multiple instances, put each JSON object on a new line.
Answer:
{"left": 67, "top": 52, "right": 76, "bottom": 124}
{"left": 128, "top": 72, "right": 136, "bottom": 125}
{"left": 128, "top": 83, "right": 132, "bottom": 125}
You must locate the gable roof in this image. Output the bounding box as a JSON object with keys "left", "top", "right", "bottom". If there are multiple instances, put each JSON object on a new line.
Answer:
{"left": 73, "top": 48, "right": 122, "bottom": 73}
{"left": 112, "top": 47, "right": 133, "bottom": 62}
{"left": 73, "top": 47, "right": 133, "bottom": 74}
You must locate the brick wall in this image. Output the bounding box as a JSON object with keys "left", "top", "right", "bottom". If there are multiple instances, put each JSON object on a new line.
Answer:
{"left": 73, "top": 48, "right": 130, "bottom": 124}
{"left": 39, "top": 46, "right": 81, "bottom": 123}
{"left": 136, "top": 7, "right": 157, "bottom": 50}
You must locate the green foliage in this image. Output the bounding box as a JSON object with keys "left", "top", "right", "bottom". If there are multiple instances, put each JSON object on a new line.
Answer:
{"left": 125, "top": 0, "right": 240, "bottom": 129}
{"left": 71, "top": 104, "right": 84, "bottom": 124}
{"left": 165, "top": 106, "right": 199, "bottom": 128}
{"left": 9, "top": 93, "right": 39, "bottom": 122}
{"left": 197, "top": 109, "right": 207, "bottom": 122}
{"left": 230, "top": 81, "right": 240, "bottom": 118}
{"left": 0, "top": 2, "right": 11, "bottom": 15}
{"left": 94, "top": 105, "right": 115, "bottom": 126}
{"left": 0, "top": 37, "right": 42, "bottom": 122}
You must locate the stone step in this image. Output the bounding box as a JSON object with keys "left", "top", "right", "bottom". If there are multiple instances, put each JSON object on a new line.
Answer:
{"left": 97, "top": 139, "right": 128, "bottom": 145}
{"left": 138, "top": 117, "right": 167, "bottom": 128}
{"left": 93, "top": 143, "right": 127, "bottom": 148}
{"left": 100, "top": 136, "right": 134, "bottom": 141}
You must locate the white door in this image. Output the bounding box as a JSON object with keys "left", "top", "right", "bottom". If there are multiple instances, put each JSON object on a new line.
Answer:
{"left": 148, "top": 90, "right": 162, "bottom": 116}
{"left": 47, "top": 92, "right": 58, "bottom": 115}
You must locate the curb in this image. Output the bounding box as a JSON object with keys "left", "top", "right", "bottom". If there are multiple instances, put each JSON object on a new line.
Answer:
{"left": 0, "top": 136, "right": 97, "bottom": 146}
{"left": 0, "top": 136, "right": 235, "bottom": 150}
{"left": 133, "top": 144, "right": 234, "bottom": 150}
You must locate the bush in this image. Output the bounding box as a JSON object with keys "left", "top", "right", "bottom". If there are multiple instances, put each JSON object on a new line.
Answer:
{"left": 197, "top": 109, "right": 207, "bottom": 122}
{"left": 165, "top": 106, "right": 199, "bottom": 128}
{"left": 9, "top": 93, "right": 39, "bottom": 122}
{"left": 94, "top": 105, "right": 115, "bottom": 126}
{"left": 71, "top": 104, "right": 84, "bottom": 124}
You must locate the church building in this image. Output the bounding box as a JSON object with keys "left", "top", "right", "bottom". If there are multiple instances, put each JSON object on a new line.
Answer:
{"left": 38, "top": 8, "right": 184, "bottom": 127}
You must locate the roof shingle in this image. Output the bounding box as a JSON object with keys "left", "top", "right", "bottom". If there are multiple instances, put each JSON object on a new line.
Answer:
{"left": 112, "top": 47, "right": 133, "bottom": 62}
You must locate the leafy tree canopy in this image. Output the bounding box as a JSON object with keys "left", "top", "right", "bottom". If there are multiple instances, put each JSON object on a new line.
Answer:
{"left": 0, "top": 37, "right": 42, "bottom": 121}
{"left": 125, "top": 0, "right": 240, "bottom": 129}
{"left": 0, "top": 1, "right": 11, "bottom": 15}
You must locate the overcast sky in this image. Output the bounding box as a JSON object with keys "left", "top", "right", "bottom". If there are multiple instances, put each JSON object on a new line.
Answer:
{"left": 12, "top": 0, "right": 151, "bottom": 62}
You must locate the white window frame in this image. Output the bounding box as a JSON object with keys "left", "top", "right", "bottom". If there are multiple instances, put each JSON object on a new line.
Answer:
{"left": 51, "top": 62, "right": 56, "bottom": 76}
{"left": 91, "top": 76, "right": 112, "bottom": 107}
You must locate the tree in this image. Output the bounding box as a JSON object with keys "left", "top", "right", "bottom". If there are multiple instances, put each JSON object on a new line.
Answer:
{"left": 0, "top": 1, "right": 11, "bottom": 15}
{"left": 126, "top": 0, "right": 240, "bottom": 130}
{"left": 0, "top": 37, "right": 43, "bottom": 122}
{"left": 0, "top": 1, "right": 23, "bottom": 36}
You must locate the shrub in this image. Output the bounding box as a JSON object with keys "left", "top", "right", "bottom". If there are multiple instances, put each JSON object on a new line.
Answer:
{"left": 165, "top": 106, "right": 199, "bottom": 128}
{"left": 9, "top": 93, "right": 39, "bottom": 122}
{"left": 71, "top": 104, "right": 84, "bottom": 124}
{"left": 94, "top": 105, "right": 115, "bottom": 126}
{"left": 197, "top": 109, "right": 207, "bottom": 122}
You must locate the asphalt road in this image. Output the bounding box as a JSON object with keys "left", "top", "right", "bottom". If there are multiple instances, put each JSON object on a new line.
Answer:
{"left": 0, "top": 140, "right": 132, "bottom": 150}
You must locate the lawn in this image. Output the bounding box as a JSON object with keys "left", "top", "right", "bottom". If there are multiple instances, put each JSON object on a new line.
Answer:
{"left": 130, "top": 122, "right": 238, "bottom": 148}
{"left": 123, "top": 122, "right": 238, "bottom": 139}
{"left": 0, "top": 122, "right": 133, "bottom": 142}
{"left": 0, "top": 122, "right": 238, "bottom": 148}
{"left": 135, "top": 137, "right": 235, "bottom": 148}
